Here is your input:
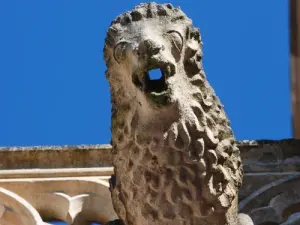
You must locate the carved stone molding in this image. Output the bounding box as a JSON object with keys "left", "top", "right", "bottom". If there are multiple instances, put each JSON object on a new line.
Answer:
{"left": 0, "top": 167, "right": 117, "bottom": 225}
{"left": 239, "top": 139, "right": 300, "bottom": 225}
{"left": 0, "top": 187, "right": 45, "bottom": 225}
{"left": 1, "top": 140, "right": 300, "bottom": 224}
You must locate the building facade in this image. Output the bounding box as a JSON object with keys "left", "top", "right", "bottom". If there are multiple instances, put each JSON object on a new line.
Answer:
{"left": 0, "top": 140, "right": 299, "bottom": 225}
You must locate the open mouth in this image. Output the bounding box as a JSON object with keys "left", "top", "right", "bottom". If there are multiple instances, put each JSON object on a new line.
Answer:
{"left": 145, "top": 68, "right": 167, "bottom": 93}
{"left": 132, "top": 61, "right": 175, "bottom": 105}
{"left": 133, "top": 64, "right": 174, "bottom": 93}
{"left": 133, "top": 66, "right": 173, "bottom": 105}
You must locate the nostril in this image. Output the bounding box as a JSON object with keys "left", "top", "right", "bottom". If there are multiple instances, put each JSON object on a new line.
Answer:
{"left": 152, "top": 46, "right": 161, "bottom": 55}
{"left": 144, "top": 39, "right": 154, "bottom": 48}
{"left": 142, "top": 39, "right": 162, "bottom": 56}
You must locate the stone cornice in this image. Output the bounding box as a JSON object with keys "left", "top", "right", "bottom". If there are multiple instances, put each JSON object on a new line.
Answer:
{"left": 0, "top": 144, "right": 113, "bottom": 169}
{"left": 0, "top": 139, "right": 299, "bottom": 224}
{"left": 0, "top": 167, "right": 114, "bottom": 179}
{"left": 1, "top": 139, "right": 300, "bottom": 171}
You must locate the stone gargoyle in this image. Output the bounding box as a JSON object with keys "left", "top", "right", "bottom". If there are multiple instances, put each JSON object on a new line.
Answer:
{"left": 104, "top": 2, "right": 252, "bottom": 225}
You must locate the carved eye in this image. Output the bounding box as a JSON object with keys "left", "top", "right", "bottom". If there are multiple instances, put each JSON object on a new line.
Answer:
{"left": 166, "top": 30, "right": 183, "bottom": 61}
{"left": 113, "top": 41, "right": 129, "bottom": 63}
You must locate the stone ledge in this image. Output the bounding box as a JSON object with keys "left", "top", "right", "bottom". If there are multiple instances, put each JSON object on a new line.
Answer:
{"left": 0, "top": 144, "right": 112, "bottom": 170}
{"left": 0, "top": 167, "right": 114, "bottom": 179}
{"left": 240, "top": 139, "right": 300, "bottom": 173}
{"left": 238, "top": 139, "right": 300, "bottom": 147}
{"left": 0, "top": 144, "right": 112, "bottom": 152}
{"left": 0, "top": 139, "right": 299, "bottom": 170}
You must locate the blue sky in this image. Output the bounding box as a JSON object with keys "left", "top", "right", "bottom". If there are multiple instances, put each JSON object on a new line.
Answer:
{"left": 0, "top": 1, "right": 290, "bottom": 145}
{"left": 0, "top": 0, "right": 290, "bottom": 148}
{"left": 0, "top": 0, "right": 290, "bottom": 224}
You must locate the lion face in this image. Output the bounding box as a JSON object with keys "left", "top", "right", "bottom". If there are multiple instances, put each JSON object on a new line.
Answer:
{"left": 104, "top": 3, "right": 202, "bottom": 108}
{"left": 113, "top": 24, "right": 181, "bottom": 102}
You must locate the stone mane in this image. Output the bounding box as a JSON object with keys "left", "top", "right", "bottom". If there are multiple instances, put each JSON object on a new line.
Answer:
{"left": 104, "top": 2, "right": 244, "bottom": 225}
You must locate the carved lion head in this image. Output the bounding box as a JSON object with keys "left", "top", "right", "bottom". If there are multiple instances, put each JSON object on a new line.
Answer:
{"left": 104, "top": 2, "right": 205, "bottom": 106}
{"left": 104, "top": 2, "right": 243, "bottom": 221}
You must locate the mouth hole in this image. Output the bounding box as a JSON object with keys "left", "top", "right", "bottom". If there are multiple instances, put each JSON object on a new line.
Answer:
{"left": 145, "top": 68, "right": 167, "bottom": 93}
{"left": 148, "top": 68, "right": 163, "bottom": 80}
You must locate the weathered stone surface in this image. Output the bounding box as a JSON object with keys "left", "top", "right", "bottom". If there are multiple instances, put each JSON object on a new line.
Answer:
{"left": 238, "top": 139, "right": 300, "bottom": 201}
{"left": 238, "top": 139, "right": 300, "bottom": 225}
{"left": 1, "top": 140, "right": 300, "bottom": 224}
{"left": 0, "top": 167, "right": 117, "bottom": 225}
{"left": 237, "top": 214, "right": 254, "bottom": 225}
{"left": 0, "top": 145, "right": 116, "bottom": 224}
{"left": 104, "top": 2, "right": 243, "bottom": 225}
{"left": 0, "top": 188, "right": 45, "bottom": 225}
{"left": 239, "top": 139, "right": 300, "bottom": 173}
{"left": 0, "top": 144, "right": 112, "bottom": 169}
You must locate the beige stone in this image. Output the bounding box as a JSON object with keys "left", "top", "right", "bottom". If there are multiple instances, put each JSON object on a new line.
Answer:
{"left": 0, "top": 144, "right": 112, "bottom": 169}
{"left": 0, "top": 187, "right": 44, "bottom": 225}
{"left": 0, "top": 165, "right": 117, "bottom": 225}
{"left": 104, "top": 2, "right": 243, "bottom": 225}
{"left": 1, "top": 140, "right": 300, "bottom": 224}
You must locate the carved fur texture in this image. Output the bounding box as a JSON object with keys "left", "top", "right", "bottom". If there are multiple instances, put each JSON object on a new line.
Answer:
{"left": 104, "top": 3, "right": 243, "bottom": 225}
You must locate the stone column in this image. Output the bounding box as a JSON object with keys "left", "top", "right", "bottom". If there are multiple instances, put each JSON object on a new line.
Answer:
{"left": 291, "top": 0, "right": 300, "bottom": 138}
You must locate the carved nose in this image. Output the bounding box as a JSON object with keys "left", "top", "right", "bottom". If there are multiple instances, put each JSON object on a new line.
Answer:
{"left": 141, "top": 39, "right": 163, "bottom": 56}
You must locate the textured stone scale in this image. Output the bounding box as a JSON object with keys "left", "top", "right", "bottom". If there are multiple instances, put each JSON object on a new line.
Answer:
{"left": 104, "top": 2, "right": 250, "bottom": 225}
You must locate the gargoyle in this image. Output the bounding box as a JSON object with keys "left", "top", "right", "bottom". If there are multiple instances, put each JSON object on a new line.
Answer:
{"left": 104, "top": 3, "right": 246, "bottom": 225}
